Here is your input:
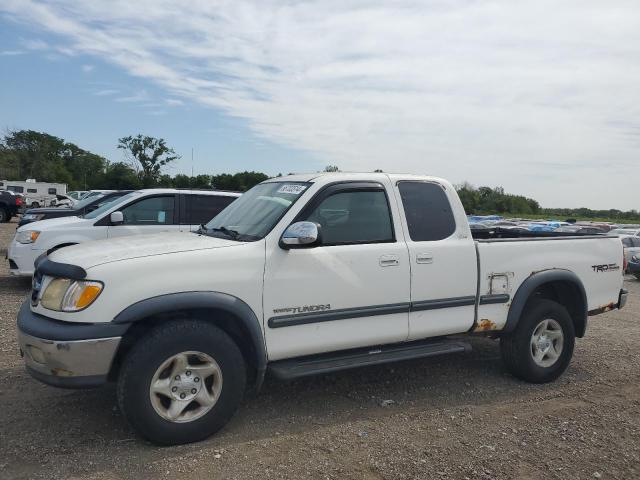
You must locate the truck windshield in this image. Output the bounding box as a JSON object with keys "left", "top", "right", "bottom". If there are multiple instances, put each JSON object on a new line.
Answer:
{"left": 203, "top": 182, "right": 310, "bottom": 241}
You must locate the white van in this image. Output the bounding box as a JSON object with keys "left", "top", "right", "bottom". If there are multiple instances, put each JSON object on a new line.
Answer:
{"left": 7, "top": 188, "right": 240, "bottom": 276}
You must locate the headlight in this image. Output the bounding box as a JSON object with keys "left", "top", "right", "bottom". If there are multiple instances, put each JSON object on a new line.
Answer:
{"left": 16, "top": 230, "right": 40, "bottom": 244}
{"left": 23, "top": 214, "right": 44, "bottom": 221}
{"left": 40, "top": 278, "right": 103, "bottom": 311}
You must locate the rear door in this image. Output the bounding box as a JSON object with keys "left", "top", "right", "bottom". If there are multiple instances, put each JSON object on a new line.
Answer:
{"left": 107, "top": 194, "right": 179, "bottom": 238}
{"left": 394, "top": 180, "right": 478, "bottom": 340}
{"left": 181, "top": 193, "right": 237, "bottom": 231}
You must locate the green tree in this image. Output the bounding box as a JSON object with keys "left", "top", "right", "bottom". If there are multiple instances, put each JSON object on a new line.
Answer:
{"left": 324, "top": 165, "right": 340, "bottom": 172}
{"left": 103, "top": 162, "right": 142, "bottom": 190}
{"left": 117, "top": 135, "right": 180, "bottom": 187}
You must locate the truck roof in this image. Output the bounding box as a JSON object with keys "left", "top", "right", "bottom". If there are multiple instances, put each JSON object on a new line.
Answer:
{"left": 265, "top": 172, "right": 447, "bottom": 184}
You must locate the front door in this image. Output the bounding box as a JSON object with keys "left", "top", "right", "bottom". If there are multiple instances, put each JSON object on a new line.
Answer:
{"left": 264, "top": 182, "right": 410, "bottom": 361}
{"left": 107, "top": 194, "right": 180, "bottom": 238}
{"left": 394, "top": 180, "right": 477, "bottom": 340}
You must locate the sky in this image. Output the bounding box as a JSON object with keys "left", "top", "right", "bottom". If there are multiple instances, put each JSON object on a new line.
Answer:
{"left": 0, "top": 0, "right": 639, "bottom": 210}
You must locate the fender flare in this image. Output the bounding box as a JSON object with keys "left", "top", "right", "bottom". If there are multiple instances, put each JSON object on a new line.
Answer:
{"left": 504, "top": 269, "right": 588, "bottom": 336}
{"left": 113, "top": 291, "right": 267, "bottom": 389}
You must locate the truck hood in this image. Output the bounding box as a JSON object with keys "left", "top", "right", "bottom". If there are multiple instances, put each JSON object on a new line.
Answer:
{"left": 48, "top": 232, "right": 243, "bottom": 270}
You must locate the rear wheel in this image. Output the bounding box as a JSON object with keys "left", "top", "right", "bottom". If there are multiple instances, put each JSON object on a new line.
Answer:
{"left": 117, "top": 320, "right": 246, "bottom": 445}
{"left": 31, "top": 201, "right": 40, "bottom": 208}
{"left": 500, "top": 299, "right": 575, "bottom": 383}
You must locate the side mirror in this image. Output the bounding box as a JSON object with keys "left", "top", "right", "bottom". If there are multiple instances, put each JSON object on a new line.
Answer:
{"left": 110, "top": 211, "right": 124, "bottom": 224}
{"left": 280, "top": 221, "right": 320, "bottom": 249}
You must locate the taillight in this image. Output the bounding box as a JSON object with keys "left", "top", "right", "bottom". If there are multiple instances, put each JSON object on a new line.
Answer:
{"left": 15, "top": 196, "right": 22, "bottom": 206}
{"left": 623, "top": 246, "right": 628, "bottom": 273}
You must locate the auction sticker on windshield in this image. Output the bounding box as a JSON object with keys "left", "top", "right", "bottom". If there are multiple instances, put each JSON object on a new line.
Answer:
{"left": 277, "top": 184, "right": 307, "bottom": 195}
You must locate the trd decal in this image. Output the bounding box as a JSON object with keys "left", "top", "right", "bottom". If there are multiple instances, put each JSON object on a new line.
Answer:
{"left": 273, "top": 304, "right": 331, "bottom": 315}
{"left": 591, "top": 264, "right": 620, "bottom": 273}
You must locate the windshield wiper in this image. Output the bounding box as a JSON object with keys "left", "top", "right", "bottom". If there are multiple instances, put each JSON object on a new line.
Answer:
{"left": 210, "top": 226, "right": 241, "bottom": 239}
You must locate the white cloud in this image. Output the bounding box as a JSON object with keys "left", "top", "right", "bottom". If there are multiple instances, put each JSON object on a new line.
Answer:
{"left": 1, "top": 0, "right": 639, "bottom": 208}
{"left": 0, "top": 49, "right": 23, "bottom": 55}
{"left": 165, "top": 98, "right": 184, "bottom": 106}
{"left": 81, "top": 64, "right": 94, "bottom": 72}
{"left": 115, "top": 89, "right": 149, "bottom": 103}
{"left": 93, "top": 89, "right": 118, "bottom": 96}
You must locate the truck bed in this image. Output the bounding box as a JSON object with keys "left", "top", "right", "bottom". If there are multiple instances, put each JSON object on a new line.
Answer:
{"left": 471, "top": 226, "right": 614, "bottom": 241}
{"left": 473, "top": 231, "right": 624, "bottom": 333}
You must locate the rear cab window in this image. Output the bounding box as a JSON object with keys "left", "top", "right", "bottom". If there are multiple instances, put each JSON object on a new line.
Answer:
{"left": 397, "top": 181, "right": 456, "bottom": 241}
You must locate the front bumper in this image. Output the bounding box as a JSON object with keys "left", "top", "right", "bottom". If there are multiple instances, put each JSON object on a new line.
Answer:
{"left": 7, "top": 240, "right": 42, "bottom": 277}
{"left": 17, "top": 300, "right": 129, "bottom": 388}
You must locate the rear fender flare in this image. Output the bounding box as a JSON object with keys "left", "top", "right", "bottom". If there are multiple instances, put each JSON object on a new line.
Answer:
{"left": 504, "top": 269, "right": 587, "bottom": 336}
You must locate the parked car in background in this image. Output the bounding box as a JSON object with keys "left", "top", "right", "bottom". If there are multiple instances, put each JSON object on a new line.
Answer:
{"left": 67, "top": 191, "right": 88, "bottom": 201}
{"left": 0, "top": 179, "right": 67, "bottom": 208}
{"left": 610, "top": 228, "right": 640, "bottom": 237}
{"left": 620, "top": 236, "right": 640, "bottom": 272}
{"left": 628, "top": 256, "right": 640, "bottom": 279}
{"left": 8, "top": 189, "right": 240, "bottom": 276}
{"left": 555, "top": 225, "right": 606, "bottom": 235}
{"left": 49, "top": 194, "right": 75, "bottom": 208}
{"left": 18, "top": 190, "right": 133, "bottom": 228}
{"left": 0, "top": 190, "right": 23, "bottom": 222}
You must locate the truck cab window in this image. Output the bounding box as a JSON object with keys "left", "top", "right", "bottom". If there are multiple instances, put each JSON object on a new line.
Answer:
{"left": 398, "top": 181, "right": 456, "bottom": 241}
{"left": 303, "top": 190, "right": 393, "bottom": 245}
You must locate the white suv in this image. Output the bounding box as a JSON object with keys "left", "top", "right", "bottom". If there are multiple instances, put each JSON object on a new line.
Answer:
{"left": 8, "top": 189, "right": 240, "bottom": 276}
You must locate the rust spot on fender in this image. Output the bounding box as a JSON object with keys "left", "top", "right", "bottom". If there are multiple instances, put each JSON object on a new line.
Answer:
{"left": 475, "top": 319, "right": 497, "bottom": 332}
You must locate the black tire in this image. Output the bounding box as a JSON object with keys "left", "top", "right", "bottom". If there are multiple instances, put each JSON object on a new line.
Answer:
{"left": 31, "top": 202, "right": 40, "bottom": 208}
{"left": 500, "top": 299, "right": 575, "bottom": 383}
{"left": 0, "top": 208, "right": 7, "bottom": 223}
{"left": 117, "top": 320, "right": 246, "bottom": 445}
{"left": 634, "top": 274, "right": 640, "bottom": 281}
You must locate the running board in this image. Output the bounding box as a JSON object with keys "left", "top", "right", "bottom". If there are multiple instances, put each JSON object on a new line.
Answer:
{"left": 268, "top": 338, "right": 471, "bottom": 380}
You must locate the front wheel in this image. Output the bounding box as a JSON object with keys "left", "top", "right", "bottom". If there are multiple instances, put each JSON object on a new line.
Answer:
{"left": 117, "top": 320, "right": 246, "bottom": 445}
{"left": 0, "top": 208, "right": 7, "bottom": 223}
{"left": 500, "top": 299, "right": 575, "bottom": 383}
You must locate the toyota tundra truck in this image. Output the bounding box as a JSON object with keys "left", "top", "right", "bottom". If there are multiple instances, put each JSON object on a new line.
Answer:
{"left": 16, "top": 173, "right": 627, "bottom": 445}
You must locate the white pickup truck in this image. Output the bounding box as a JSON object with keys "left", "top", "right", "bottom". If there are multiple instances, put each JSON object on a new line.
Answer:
{"left": 16, "top": 173, "right": 627, "bottom": 445}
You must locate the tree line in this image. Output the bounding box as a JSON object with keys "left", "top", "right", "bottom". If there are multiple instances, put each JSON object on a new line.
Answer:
{"left": 1, "top": 129, "right": 638, "bottom": 221}
{"left": 0, "top": 130, "right": 268, "bottom": 192}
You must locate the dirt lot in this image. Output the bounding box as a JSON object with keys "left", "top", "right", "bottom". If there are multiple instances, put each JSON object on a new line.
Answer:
{"left": 0, "top": 219, "right": 638, "bottom": 480}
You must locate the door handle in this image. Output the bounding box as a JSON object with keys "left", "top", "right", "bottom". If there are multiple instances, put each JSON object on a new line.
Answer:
{"left": 379, "top": 254, "right": 399, "bottom": 267}
{"left": 416, "top": 253, "right": 433, "bottom": 264}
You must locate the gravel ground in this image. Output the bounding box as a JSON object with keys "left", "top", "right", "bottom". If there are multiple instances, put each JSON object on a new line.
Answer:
{"left": 0, "top": 218, "right": 638, "bottom": 480}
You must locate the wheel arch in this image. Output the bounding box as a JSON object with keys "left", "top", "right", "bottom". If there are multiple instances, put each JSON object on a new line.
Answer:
{"left": 109, "top": 292, "right": 267, "bottom": 390}
{"left": 504, "top": 269, "right": 588, "bottom": 338}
